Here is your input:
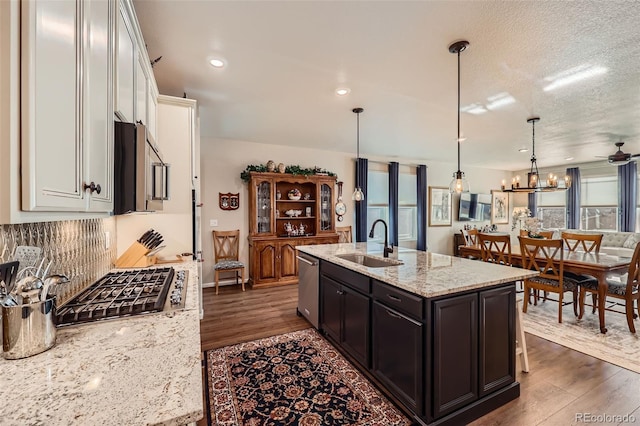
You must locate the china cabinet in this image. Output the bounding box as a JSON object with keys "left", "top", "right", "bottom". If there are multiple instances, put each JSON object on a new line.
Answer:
{"left": 247, "top": 172, "right": 339, "bottom": 288}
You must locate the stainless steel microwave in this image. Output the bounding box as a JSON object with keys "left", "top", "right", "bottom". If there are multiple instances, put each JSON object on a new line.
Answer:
{"left": 114, "top": 121, "right": 169, "bottom": 214}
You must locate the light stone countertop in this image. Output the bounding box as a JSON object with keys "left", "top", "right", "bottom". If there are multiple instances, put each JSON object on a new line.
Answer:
{"left": 0, "top": 261, "right": 203, "bottom": 426}
{"left": 297, "top": 242, "right": 538, "bottom": 298}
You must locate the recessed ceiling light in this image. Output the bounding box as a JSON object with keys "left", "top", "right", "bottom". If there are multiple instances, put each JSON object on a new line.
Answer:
{"left": 518, "top": 147, "right": 529, "bottom": 153}
{"left": 209, "top": 58, "right": 225, "bottom": 68}
{"left": 565, "top": 156, "right": 574, "bottom": 161}
{"left": 335, "top": 88, "right": 351, "bottom": 96}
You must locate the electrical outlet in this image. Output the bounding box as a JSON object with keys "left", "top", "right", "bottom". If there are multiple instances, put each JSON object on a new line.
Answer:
{"left": 210, "top": 219, "right": 218, "bottom": 227}
{"left": 105, "top": 231, "right": 110, "bottom": 249}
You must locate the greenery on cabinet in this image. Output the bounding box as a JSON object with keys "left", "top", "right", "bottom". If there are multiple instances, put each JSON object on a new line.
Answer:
{"left": 240, "top": 164, "right": 337, "bottom": 182}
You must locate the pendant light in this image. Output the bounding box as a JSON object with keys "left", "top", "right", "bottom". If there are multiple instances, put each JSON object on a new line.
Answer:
{"left": 352, "top": 107, "right": 365, "bottom": 201}
{"left": 501, "top": 117, "right": 572, "bottom": 192}
{"left": 448, "top": 40, "right": 470, "bottom": 194}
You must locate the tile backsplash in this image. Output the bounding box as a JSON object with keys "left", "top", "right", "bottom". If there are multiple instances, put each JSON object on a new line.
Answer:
{"left": 0, "top": 218, "right": 116, "bottom": 304}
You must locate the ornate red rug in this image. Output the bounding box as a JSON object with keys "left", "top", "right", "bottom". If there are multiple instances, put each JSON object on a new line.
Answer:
{"left": 205, "top": 328, "right": 410, "bottom": 425}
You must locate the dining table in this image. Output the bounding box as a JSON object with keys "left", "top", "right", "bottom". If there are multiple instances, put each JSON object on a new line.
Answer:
{"left": 458, "top": 241, "right": 632, "bottom": 333}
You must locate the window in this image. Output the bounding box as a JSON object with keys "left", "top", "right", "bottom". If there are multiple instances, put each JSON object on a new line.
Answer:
{"left": 536, "top": 191, "right": 566, "bottom": 229}
{"left": 580, "top": 176, "right": 617, "bottom": 231}
{"left": 398, "top": 168, "right": 417, "bottom": 248}
{"left": 366, "top": 170, "right": 389, "bottom": 242}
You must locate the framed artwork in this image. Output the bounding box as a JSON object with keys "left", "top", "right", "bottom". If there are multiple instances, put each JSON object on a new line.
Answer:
{"left": 219, "top": 192, "right": 239, "bottom": 210}
{"left": 428, "top": 186, "right": 452, "bottom": 227}
{"left": 491, "top": 190, "right": 509, "bottom": 224}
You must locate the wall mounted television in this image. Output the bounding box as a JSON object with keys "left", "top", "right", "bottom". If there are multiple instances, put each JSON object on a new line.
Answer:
{"left": 458, "top": 193, "right": 492, "bottom": 221}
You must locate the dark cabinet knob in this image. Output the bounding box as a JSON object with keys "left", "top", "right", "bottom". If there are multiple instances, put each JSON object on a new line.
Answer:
{"left": 83, "top": 182, "right": 102, "bottom": 194}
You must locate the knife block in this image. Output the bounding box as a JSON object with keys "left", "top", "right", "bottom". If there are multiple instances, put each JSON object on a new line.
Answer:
{"left": 114, "top": 242, "right": 152, "bottom": 268}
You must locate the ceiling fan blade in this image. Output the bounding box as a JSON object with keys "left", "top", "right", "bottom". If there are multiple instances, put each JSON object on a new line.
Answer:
{"left": 631, "top": 153, "right": 640, "bottom": 158}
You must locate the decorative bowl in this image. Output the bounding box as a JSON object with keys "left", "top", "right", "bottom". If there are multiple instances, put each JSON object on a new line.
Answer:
{"left": 287, "top": 188, "right": 302, "bottom": 200}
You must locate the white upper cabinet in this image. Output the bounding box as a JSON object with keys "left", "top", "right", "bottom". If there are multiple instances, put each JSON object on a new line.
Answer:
{"left": 157, "top": 96, "right": 198, "bottom": 215}
{"left": 21, "top": 0, "right": 84, "bottom": 211}
{"left": 135, "top": 52, "right": 147, "bottom": 125}
{"left": 84, "top": 0, "right": 114, "bottom": 211}
{"left": 21, "top": 0, "right": 114, "bottom": 212}
{"left": 115, "top": 2, "right": 135, "bottom": 123}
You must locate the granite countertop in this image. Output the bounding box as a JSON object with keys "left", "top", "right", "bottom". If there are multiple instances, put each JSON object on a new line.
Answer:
{"left": 0, "top": 261, "right": 203, "bottom": 426}
{"left": 297, "top": 242, "right": 538, "bottom": 298}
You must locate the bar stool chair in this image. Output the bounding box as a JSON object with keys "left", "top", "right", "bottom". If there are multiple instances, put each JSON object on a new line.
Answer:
{"left": 212, "top": 230, "right": 245, "bottom": 295}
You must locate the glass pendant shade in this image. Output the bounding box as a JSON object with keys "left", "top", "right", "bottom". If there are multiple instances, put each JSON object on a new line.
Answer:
{"left": 352, "top": 187, "right": 365, "bottom": 201}
{"left": 449, "top": 171, "right": 470, "bottom": 193}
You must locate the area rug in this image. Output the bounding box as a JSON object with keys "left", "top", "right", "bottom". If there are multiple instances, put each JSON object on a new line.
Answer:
{"left": 520, "top": 298, "right": 640, "bottom": 373}
{"left": 205, "top": 328, "right": 410, "bottom": 425}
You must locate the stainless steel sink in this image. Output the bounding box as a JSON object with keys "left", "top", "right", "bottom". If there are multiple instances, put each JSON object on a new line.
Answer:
{"left": 336, "top": 253, "right": 403, "bottom": 268}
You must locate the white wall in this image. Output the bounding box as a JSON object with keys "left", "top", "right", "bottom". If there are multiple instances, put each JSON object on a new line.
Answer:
{"left": 200, "top": 137, "right": 514, "bottom": 284}
{"left": 200, "top": 138, "right": 355, "bottom": 284}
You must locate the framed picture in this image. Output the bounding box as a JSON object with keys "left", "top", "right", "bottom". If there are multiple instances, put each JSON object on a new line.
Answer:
{"left": 491, "top": 190, "right": 509, "bottom": 224}
{"left": 428, "top": 186, "right": 452, "bottom": 227}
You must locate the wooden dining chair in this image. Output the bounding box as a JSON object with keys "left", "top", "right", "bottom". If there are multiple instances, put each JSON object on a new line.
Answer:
{"left": 578, "top": 241, "right": 640, "bottom": 333}
{"left": 336, "top": 226, "right": 352, "bottom": 243}
{"left": 212, "top": 230, "right": 245, "bottom": 295}
{"left": 519, "top": 236, "right": 580, "bottom": 323}
{"left": 461, "top": 229, "right": 480, "bottom": 260}
{"left": 462, "top": 229, "right": 478, "bottom": 246}
{"left": 561, "top": 231, "right": 602, "bottom": 315}
{"left": 561, "top": 232, "right": 603, "bottom": 253}
{"left": 478, "top": 233, "right": 512, "bottom": 266}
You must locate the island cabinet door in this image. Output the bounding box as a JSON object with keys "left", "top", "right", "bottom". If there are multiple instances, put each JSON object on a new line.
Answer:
{"left": 320, "top": 276, "right": 342, "bottom": 343}
{"left": 430, "top": 293, "right": 478, "bottom": 420}
{"left": 341, "top": 286, "right": 370, "bottom": 368}
{"left": 372, "top": 301, "right": 424, "bottom": 415}
{"left": 478, "top": 286, "right": 516, "bottom": 397}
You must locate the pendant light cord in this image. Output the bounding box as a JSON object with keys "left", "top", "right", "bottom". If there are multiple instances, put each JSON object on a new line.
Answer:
{"left": 457, "top": 48, "right": 461, "bottom": 173}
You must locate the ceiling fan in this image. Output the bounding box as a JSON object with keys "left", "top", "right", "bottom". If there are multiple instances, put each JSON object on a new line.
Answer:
{"left": 597, "top": 142, "right": 640, "bottom": 165}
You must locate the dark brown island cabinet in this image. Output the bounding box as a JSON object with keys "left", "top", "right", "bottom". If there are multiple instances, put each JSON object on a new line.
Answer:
{"left": 318, "top": 259, "right": 517, "bottom": 425}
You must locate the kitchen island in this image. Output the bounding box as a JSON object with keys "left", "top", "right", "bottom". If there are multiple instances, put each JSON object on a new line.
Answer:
{"left": 297, "top": 243, "right": 538, "bottom": 426}
{"left": 0, "top": 262, "right": 203, "bottom": 426}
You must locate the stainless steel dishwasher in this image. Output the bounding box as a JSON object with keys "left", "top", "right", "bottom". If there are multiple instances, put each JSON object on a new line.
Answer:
{"left": 296, "top": 253, "right": 319, "bottom": 328}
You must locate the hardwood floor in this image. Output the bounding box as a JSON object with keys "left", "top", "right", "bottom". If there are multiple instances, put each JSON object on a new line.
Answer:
{"left": 198, "top": 285, "right": 640, "bottom": 425}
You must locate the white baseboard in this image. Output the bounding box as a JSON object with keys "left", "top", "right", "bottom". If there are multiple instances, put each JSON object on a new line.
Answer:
{"left": 202, "top": 278, "right": 247, "bottom": 289}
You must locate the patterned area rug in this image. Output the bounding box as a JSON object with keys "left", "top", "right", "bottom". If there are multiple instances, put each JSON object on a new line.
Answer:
{"left": 521, "top": 298, "right": 640, "bottom": 373}
{"left": 205, "top": 328, "right": 410, "bottom": 425}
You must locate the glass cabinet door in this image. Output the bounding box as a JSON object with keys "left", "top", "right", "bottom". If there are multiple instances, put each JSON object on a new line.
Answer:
{"left": 320, "top": 183, "right": 332, "bottom": 231}
{"left": 256, "top": 181, "right": 272, "bottom": 234}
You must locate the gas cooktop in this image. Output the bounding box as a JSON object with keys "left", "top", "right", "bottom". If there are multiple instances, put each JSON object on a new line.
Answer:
{"left": 56, "top": 267, "right": 187, "bottom": 327}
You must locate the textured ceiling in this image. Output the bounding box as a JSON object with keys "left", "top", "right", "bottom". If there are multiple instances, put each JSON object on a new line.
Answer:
{"left": 133, "top": 1, "right": 640, "bottom": 171}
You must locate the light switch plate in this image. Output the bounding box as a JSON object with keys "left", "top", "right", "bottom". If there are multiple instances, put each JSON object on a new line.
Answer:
{"left": 210, "top": 219, "right": 218, "bottom": 227}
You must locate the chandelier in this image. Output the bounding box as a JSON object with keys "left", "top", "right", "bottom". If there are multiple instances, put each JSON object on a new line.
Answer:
{"left": 501, "top": 117, "right": 571, "bottom": 193}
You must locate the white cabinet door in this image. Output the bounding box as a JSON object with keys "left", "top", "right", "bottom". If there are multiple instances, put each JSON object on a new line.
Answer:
{"left": 84, "top": 0, "right": 114, "bottom": 211}
{"left": 148, "top": 83, "right": 158, "bottom": 142}
{"left": 115, "top": 2, "right": 134, "bottom": 122}
{"left": 21, "top": 0, "right": 85, "bottom": 211}
{"left": 135, "top": 53, "right": 147, "bottom": 125}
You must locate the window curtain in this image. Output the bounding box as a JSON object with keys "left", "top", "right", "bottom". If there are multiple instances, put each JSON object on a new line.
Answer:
{"left": 416, "top": 165, "right": 427, "bottom": 251}
{"left": 566, "top": 167, "right": 581, "bottom": 229}
{"left": 355, "top": 158, "right": 369, "bottom": 242}
{"left": 618, "top": 161, "right": 637, "bottom": 232}
{"left": 528, "top": 192, "right": 537, "bottom": 218}
{"left": 388, "top": 162, "right": 399, "bottom": 247}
